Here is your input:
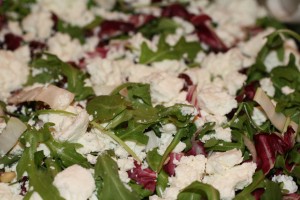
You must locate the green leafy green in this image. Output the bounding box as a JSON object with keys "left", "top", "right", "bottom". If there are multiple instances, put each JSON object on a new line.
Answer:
{"left": 177, "top": 181, "right": 220, "bottom": 200}
{"left": 138, "top": 18, "right": 178, "bottom": 38}
{"left": 156, "top": 171, "right": 169, "bottom": 197}
{"left": 16, "top": 127, "right": 64, "bottom": 200}
{"left": 0, "top": 0, "right": 36, "bottom": 20}
{"left": 234, "top": 170, "right": 265, "bottom": 200}
{"left": 87, "top": 95, "right": 128, "bottom": 122}
{"left": 139, "top": 35, "right": 202, "bottom": 64}
{"left": 256, "top": 17, "right": 286, "bottom": 29}
{"left": 260, "top": 180, "right": 282, "bottom": 200}
{"left": 27, "top": 53, "right": 94, "bottom": 100}
{"left": 94, "top": 153, "right": 139, "bottom": 200}
{"left": 56, "top": 20, "right": 86, "bottom": 43}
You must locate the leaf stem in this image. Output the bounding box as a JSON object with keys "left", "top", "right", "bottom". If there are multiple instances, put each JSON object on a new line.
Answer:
{"left": 91, "top": 121, "right": 142, "bottom": 163}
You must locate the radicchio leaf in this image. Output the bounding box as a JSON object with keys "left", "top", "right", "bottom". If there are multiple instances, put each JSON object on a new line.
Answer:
{"left": 192, "top": 15, "right": 228, "bottom": 52}
{"left": 127, "top": 161, "right": 157, "bottom": 193}
{"left": 161, "top": 4, "right": 193, "bottom": 21}
{"left": 99, "top": 20, "right": 135, "bottom": 39}
{"left": 163, "top": 152, "right": 184, "bottom": 176}
{"left": 186, "top": 141, "right": 207, "bottom": 156}
{"left": 254, "top": 127, "right": 295, "bottom": 174}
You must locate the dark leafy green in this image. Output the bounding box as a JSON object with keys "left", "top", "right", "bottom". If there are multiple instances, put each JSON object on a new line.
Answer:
{"left": 177, "top": 181, "right": 220, "bottom": 200}
{"left": 27, "top": 53, "right": 94, "bottom": 100}
{"left": 138, "top": 18, "right": 178, "bottom": 38}
{"left": 94, "top": 153, "right": 139, "bottom": 200}
{"left": 139, "top": 35, "right": 202, "bottom": 64}
{"left": 0, "top": 0, "right": 36, "bottom": 20}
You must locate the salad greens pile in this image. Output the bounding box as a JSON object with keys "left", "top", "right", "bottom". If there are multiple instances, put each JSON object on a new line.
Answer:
{"left": 0, "top": 0, "right": 300, "bottom": 200}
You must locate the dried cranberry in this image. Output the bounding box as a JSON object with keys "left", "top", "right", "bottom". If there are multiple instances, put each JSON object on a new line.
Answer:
{"left": 99, "top": 20, "right": 135, "bottom": 39}
{"left": 178, "top": 73, "right": 193, "bottom": 91}
{"left": 4, "top": 33, "right": 23, "bottom": 51}
{"left": 162, "top": 4, "right": 193, "bottom": 21}
{"left": 19, "top": 176, "right": 29, "bottom": 196}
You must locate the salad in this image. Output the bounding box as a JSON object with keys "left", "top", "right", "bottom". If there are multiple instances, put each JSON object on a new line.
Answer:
{"left": 0, "top": 0, "right": 300, "bottom": 199}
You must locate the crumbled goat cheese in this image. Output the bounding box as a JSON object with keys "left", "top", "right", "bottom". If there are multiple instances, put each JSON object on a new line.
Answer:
{"left": 124, "top": 0, "right": 151, "bottom": 7}
{"left": 251, "top": 107, "right": 267, "bottom": 126}
{"left": 201, "top": 127, "right": 232, "bottom": 143}
{"left": 162, "top": 155, "right": 207, "bottom": 200}
{"left": 141, "top": 72, "right": 185, "bottom": 104}
{"left": 259, "top": 78, "right": 275, "bottom": 97}
{"left": 239, "top": 28, "right": 273, "bottom": 67}
{"left": 38, "top": 0, "right": 94, "bottom": 27}
{"left": 0, "top": 183, "right": 23, "bottom": 200}
{"left": 77, "top": 128, "right": 116, "bottom": 155}
{"left": 117, "top": 157, "right": 135, "bottom": 183}
{"left": 205, "top": 0, "right": 266, "bottom": 47}
{"left": 203, "top": 149, "right": 257, "bottom": 200}
{"left": 281, "top": 86, "right": 295, "bottom": 95}
{"left": 8, "top": 21, "right": 23, "bottom": 36}
{"left": 94, "top": 0, "right": 116, "bottom": 10}
{"left": 53, "top": 165, "right": 95, "bottom": 200}
{"left": 22, "top": 6, "right": 53, "bottom": 41}
{"left": 202, "top": 48, "right": 244, "bottom": 78}
{"left": 223, "top": 72, "right": 247, "bottom": 96}
{"left": 86, "top": 58, "right": 128, "bottom": 88}
{"left": 0, "top": 50, "right": 29, "bottom": 101}
{"left": 38, "top": 106, "right": 89, "bottom": 141}
{"left": 272, "top": 174, "right": 298, "bottom": 194}
{"left": 36, "top": 143, "right": 51, "bottom": 157}
{"left": 152, "top": 60, "right": 186, "bottom": 75}
{"left": 198, "top": 85, "right": 237, "bottom": 116}
{"left": 47, "top": 33, "right": 84, "bottom": 62}
{"left": 125, "top": 141, "right": 147, "bottom": 161}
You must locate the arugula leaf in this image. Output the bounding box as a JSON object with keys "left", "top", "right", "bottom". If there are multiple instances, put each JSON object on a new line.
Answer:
{"left": 95, "top": 153, "right": 139, "bottom": 200}
{"left": 234, "top": 170, "right": 265, "bottom": 200}
{"left": 87, "top": 95, "right": 128, "bottom": 122}
{"left": 16, "top": 128, "right": 64, "bottom": 200}
{"left": 139, "top": 35, "right": 202, "bottom": 64}
{"left": 256, "top": 17, "right": 286, "bottom": 29}
{"left": 27, "top": 53, "right": 94, "bottom": 100}
{"left": 0, "top": 0, "right": 36, "bottom": 20}
{"left": 138, "top": 18, "right": 178, "bottom": 38}
{"left": 146, "top": 148, "right": 162, "bottom": 172}
{"left": 260, "top": 180, "right": 282, "bottom": 200}
{"left": 156, "top": 170, "right": 169, "bottom": 197}
{"left": 56, "top": 20, "right": 86, "bottom": 43}
{"left": 177, "top": 181, "right": 220, "bottom": 200}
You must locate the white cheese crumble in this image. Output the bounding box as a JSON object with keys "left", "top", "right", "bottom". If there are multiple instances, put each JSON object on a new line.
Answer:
{"left": 197, "top": 85, "right": 237, "bottom": 116}
{"left": 281, "top": 86, "right": 295, "bottom": 95}
{"left": 272, "top": 174, "right": 298, "bottom": 194}
{"left": 38, "top": 0, "right": 94, "bottom": 27}
{"left": 162, "top": 155, "right": 207, "bottom": 199}
{"left": 47, "top": 33, "right": 85, "bottom": 62}
{"left": 0, "top": 50, "right": 29, "bottom": 101}
{"left": 203, "top": 149, "right": 257, "bottom": 200}
{"left": 38, "top": 106, "right": 89, "bottom": 141}
{"left": 251, "top": 107, "right": 267, "bottom": 126}
{"left": 53, "top": 165, "right": 95, "bottom": 200}
{"left": 22, "top": 5, "right": 53, "bottom": 41}
{"left": 259, "top": 77, "right": 275, "bottom": 97}
{"left": 0, "top": 183, "right": 23, "bottom": 200}
{"left": 201, "top": 127, "right": 232, "bottom": 143}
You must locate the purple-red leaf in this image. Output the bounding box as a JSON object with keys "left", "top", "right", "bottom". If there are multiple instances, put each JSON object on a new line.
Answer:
{"left": 163, "top": 152, "right": 184, "bottom": 176}
{"left": 254, "top": 127, "right": 296, "bottom": 174}
{"left": 127, "top": 161, "right": 157, "bottom": 192}
{"left": 99, "top": 20, "right": 135, "bottom": 39}
{"left": 161, "top": 4, "right": 193, "bottom": 21}
{"left": 186, "top": 141, "right": 207, "bottom": 156}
